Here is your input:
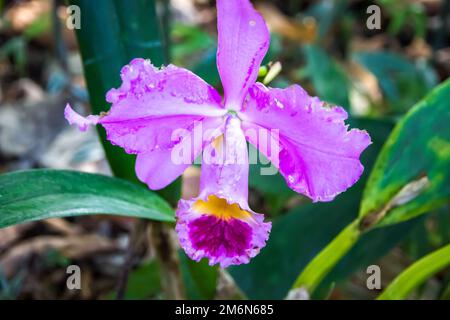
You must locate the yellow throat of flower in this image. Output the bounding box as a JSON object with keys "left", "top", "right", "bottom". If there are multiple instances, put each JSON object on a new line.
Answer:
{"left": 193, "top": 195, "right": 251, "bottom": 221}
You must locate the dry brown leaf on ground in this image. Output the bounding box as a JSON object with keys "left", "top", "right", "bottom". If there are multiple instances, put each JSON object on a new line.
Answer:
{"left": 0, "top": 234, "right": 119, "bottom": 277}
{"left": 4, "top": 0, "right": 50, "bottom": 33}
{"left": 255, "top": 3, "right": 316, "bottom": 43}
{"left": 43, "top": 218, "right": 84, "bottom": 236}
{"left": 347, "top": 60, "right": 383, "bottom": 115}
{"left": 349, "top": 35, "right": 387, "bottom": 53}
{"left": 405, "top": 38, "right": 433, "bottom": 59}
{"left": 0, "top": 223, "right": 34, "bottom": 253}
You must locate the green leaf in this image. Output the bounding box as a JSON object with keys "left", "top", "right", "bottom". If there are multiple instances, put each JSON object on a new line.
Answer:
{"left": 290, "top": 220, "right": 360, "bottom": 296}
{"left": 67, "top": 0, "right": 181, "bottom": 300}
{"left": 180, "top": 254, "right": 218, "bottom": 300}
{"left": 378, "top": 0, "right": 427, "bottom": 38}
{"left": 353, "top": 51, "right": 437, "bottom": 113}
{"left": 191, "top": 48, "right": 221, "bottom": 88}
{"left": 303, "top": 45, "right": 350, "bottom": 108}
{"left": 171, "top": 23, "right": 214, "bottom": 64}
{"left": 23, "top": 12, "right": 51, "bottom": 40}
{"left": 360, "top": 79, "right": 450, "bottom": 229}
{"left": 305, "top": 1, "right": 347, "bottom": 39}
{"left": 0, "top": 37, "right": 27, "bottom": 74}
{"left": 122, "top": 261, "right": 162, "bottom": 299}
{"left": 0, "top": 169, "right": 174, "bottom": 228}
{"left": 103, "top": 260, "right": 162, "bottom": 300}
{"left": 377, "top": 244, "right": 450, "bottom": 300}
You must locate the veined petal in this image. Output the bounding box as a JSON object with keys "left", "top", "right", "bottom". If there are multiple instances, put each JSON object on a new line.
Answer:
{"left": 64, "top": 104, "right": 99, "bottom": 132}
{"left": 200, "top": 116, "right": 249, "bottom": 206}
{"left": 136, "top": 117, "right": 223, "bottom": 190}
{"left": 216, "top": 0, "right": 269, "bottom": 110}
{"left": 64, "top": 58, "right": 228, "bottom": 189}
{"left": 65, "top": 58, "right": 226, "bottom": 154}
{"left": 240, "top": 83, "right": 372, "bottom": 202}
{"left": 176, "top": 116, "right": 271, "bottom": 268}
{"left": 102, "top": 58, "right": 226, "bottom": 154}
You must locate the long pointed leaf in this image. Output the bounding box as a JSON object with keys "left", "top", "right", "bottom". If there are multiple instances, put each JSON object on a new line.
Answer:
{"left": 0, "top": 169, "right": 174, "bottom": 228}
{"left": 377, "top": 244, "right": 450, "bottom": 300}
{"left": 360, "top": 78, "right": 450, "bottom": 229}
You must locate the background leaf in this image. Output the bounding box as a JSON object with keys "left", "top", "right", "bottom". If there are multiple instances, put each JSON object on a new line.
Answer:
{"left": 353, "top": 51, "right": 437, "bottom": 113}
{"left": 377, "top": 244, "right": 450, "bottom": 300}
{"left": 179, "top": 253, "right": 218, "bottom": 300}
{"left": 0, "top": 169, "right": 174, "bottom": 228}
{"left": 360, "top": 79, "right": 450, "bottom": 229}
{"left": 104, "top": 261, "right": 162, "bottom": 300}
{"left": 303, "top": 44, "right": 350, "bottom": 108}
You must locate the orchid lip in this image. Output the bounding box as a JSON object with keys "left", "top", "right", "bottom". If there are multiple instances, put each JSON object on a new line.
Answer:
{"left": 175, "top": 194, "right": 272, "bottom": 268}
{"left": 193, "top": 195, "right": 252, "bottom": 221}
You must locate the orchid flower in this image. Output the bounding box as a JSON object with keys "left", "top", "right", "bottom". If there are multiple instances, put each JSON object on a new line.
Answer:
{"left": 65, "top": 0, "right": 371, "bottom": 268}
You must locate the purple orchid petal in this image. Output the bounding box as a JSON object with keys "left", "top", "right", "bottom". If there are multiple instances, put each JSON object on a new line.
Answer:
{"left": 216, "top": 0, "right": 269, "bottom": 110}
{"left": 200, "top": 116, "right": 249, "bottom": 206}
{"left": 136, "top": 117, "right": 223, "bottom": 190}
{"left": 64, "top": 58, "right": 228, "bottom": 189}
{"left": 64, "top": 104, "right": 99, "bottom": 132}
{"left": 65, "top": 58, "right": 226, "bottom": 154}
{"left": 240, "top": 83, "right": 372, "bottom": 202}
{"left": 176, "top": 116, "right": 271, "bottom": 268}
{"left": 102, "top": 58, "right": 226, "bottom": 154}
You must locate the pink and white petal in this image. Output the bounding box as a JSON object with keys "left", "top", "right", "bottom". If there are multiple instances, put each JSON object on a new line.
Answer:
{"left": 216, "top": 0, "right": 269, "bottom": 110}
{"left": 240, "top": 83, "right": 372, "bottom": 202}
{"left": 101, "top": 58, "right": 226, "bottom": 154}
{"left": 103, "top": 115, "right": 203, "bottom": 154}
{"left": 64, "top": 59, "right": 227, "bottom": 190}
{"left": 136, "top": 117, "right": 224, "bottom": 190}
{"left": 136, "top": 148, "right": 188, "bottom": 191}
{"left": 64, "top": 104, "right": 99, "bottom": 132}
{"left": 200, "top": 116, "right": 249, "bottom": 206}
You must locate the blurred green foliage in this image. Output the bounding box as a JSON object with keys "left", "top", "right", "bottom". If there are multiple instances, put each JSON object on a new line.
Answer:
{"left": 353, "top": 51, "right": 438, "bottom": 114}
